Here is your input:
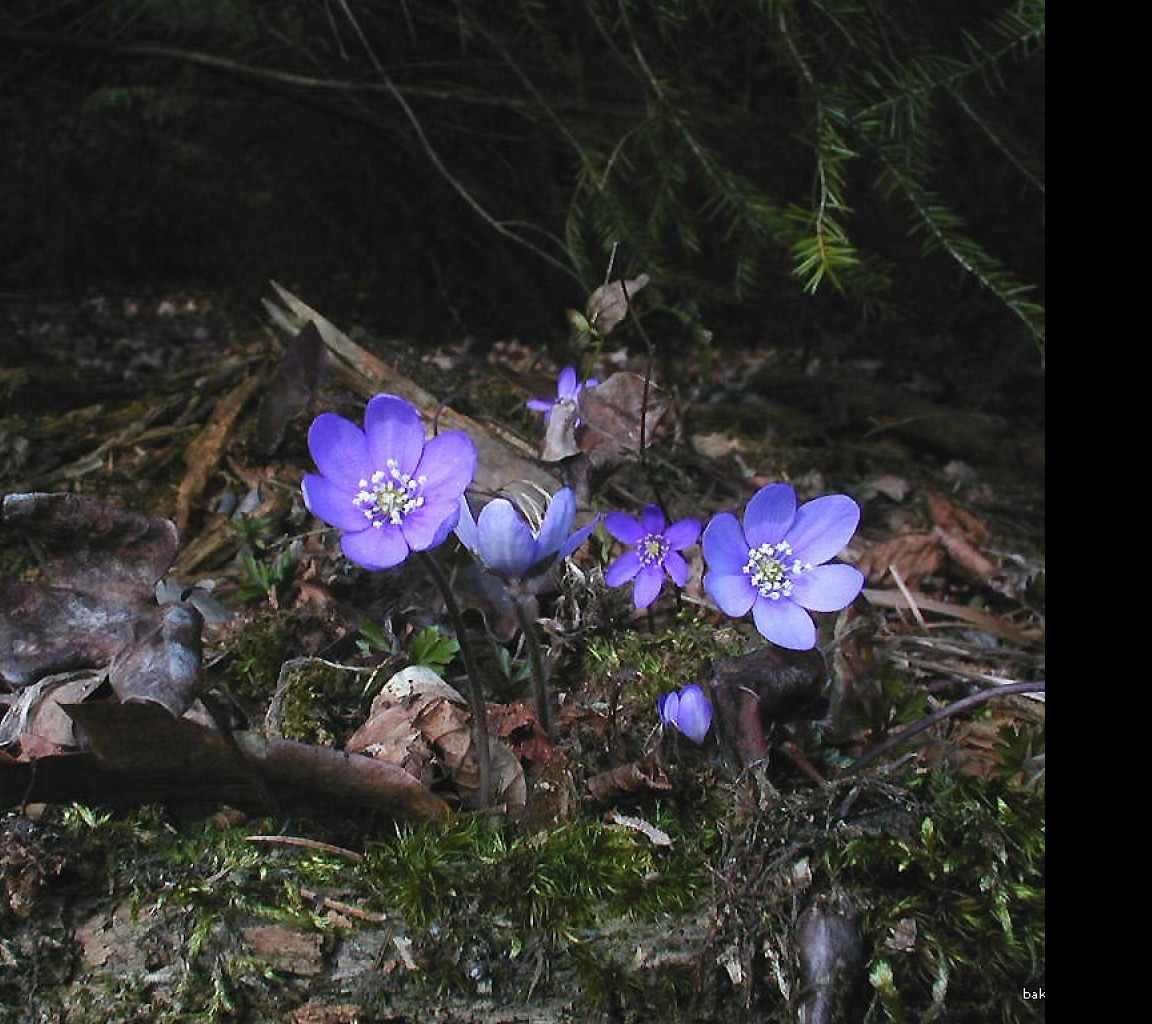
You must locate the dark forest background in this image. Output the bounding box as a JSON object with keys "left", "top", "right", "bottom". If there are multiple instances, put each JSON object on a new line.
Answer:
{"left": 0, "top": 0, "right": 1044, "bottom": 375}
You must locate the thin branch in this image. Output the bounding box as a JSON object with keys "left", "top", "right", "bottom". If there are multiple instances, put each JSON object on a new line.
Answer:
{"left": 0, "top": 26, "right": 537, "bottom": 107}
{"left": 333, "top": 0, "right": 579, "bottom": 282}
{"left": 845, "top": 680, "right": 1045, "bottom": 775}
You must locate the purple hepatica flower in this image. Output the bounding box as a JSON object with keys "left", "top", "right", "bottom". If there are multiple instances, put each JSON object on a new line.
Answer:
{"left": 455, "top": 487, "right": 598, "bottom": 585}
{"left": 604, "top": 504, "right": 701, "bottom": 610}
{"left": 658, "top": 684, "right": 713, "bottom": 744}
{"left": 526, "top": 366, "right": 598, "bottom": 423}
{"left": 703, "top": 483, "right": 864, "bottom": 651}
{"left": 302, "top": 394, "right": 476, "bottom": 570}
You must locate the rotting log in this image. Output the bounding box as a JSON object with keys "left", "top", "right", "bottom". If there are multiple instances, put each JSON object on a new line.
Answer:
{"left": 266, "top": 282, "right": 561, "bottom": 500}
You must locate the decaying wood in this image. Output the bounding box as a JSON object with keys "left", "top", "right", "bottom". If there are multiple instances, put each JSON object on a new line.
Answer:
{"left": 265, "top": 282, "right": 561, "bottom": 498}
{"left": 174, "top": 372, "right": 264, "bottom": 532}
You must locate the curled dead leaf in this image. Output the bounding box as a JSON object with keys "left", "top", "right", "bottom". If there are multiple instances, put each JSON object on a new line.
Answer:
{"left": 586, "top": 761, "right": 673, "bottom": 802}
{"left": 539, "top": 395, "right": 582, "bottom": 463}
{"left": 348, "top": 666, "right": 526, "bottom": 812}
{"left": 1, "top": 493, "right": 204, "bottom": 718}
{"left": 585, "top": 274, "right": 650, "bottom": 336}
{"left": 0, "top": 670, "right": 106, "bottom": 760}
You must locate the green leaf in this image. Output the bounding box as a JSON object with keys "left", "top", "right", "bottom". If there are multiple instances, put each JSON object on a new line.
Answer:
{"left": 408, "top": 626, "right": 460, "bottom": 670}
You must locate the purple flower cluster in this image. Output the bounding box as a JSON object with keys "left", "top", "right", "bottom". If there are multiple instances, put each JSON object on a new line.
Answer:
{"left": 599, "top": 484, "right": 861, "bottom": 652}
{"left": 302, "top": 375, "right": 865, "bottom": 772}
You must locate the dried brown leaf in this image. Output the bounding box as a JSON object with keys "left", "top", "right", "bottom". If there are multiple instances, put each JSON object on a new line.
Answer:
{"left": 0, "top": 583, "right": 132, "bottom": 686}
{"left": 1, "top": 492, "right": 178, "bottom": 600}
{"left": 539, "top": 396, "right": 582, "bottom": 463}
{"left": 586, "top": 761, "right": 672, "bottom": 802}
{"left": 253, "top": 321, "right": 326, "bottom": 458}
{"left": 924, "top": 490, "right": 990, "bottom": 544}
{"left": 933, "top": 525, "right": 1001, "bottom": 583}
{"left": 0, "top": 670, "right": 105, "bottom": 760}
{"left": 854, "top": 532, "right": 943, "bottom": 589}
{"left": 487, "top": 702, "right": 554, "bottom": 769}
{"left": 585, "top": 274, "right": 650, "bottom": 336}
{"left": 1, "top": 493, "right": 204, "bottom": 719}
{"left": 348, "top": 666, "right": 525, "bottom": 812}
{"left": 577, "top": 372, "right": 669, "bottom": 471}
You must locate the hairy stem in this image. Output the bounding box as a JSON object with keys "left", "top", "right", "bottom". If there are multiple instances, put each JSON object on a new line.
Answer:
{"left": 513, "top": 598, "right": 551, "bottom": 735}
{"left": 417, "top": 551, "right": 492, "bottom": 808}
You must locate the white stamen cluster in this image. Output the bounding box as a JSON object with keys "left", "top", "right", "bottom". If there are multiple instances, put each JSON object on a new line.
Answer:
{"left": 742, "top": 539, "right": 811, "bottom": 599}
{"left": 353, "top": 459, "right": 426, "bottom": 528}
{"left": 637, "top": 533, "right": 670, "bottom": 567}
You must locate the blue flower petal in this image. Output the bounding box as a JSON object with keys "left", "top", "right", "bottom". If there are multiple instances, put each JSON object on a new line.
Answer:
{"left": 477, "top": 498, "right": 537, "bottom": 580}
{"left": 702, "top": 512, "right": 749, "bottom": 575}
{"left": 632, "top": 564, "right": 665, "bottom": 609}
{"left": 658, "top": 690, "right": 679, "bottom": 726}
{"left": 416, "top": 431, "right": 477, "bottom": 504}
{"left": 399, "top": 499, "right": 462, "bottom": 552}
{"left": 664, "top": 518, "right": 701, "bottom": 550}
{"left": 427, "top": 502, "right": 463, "bottom": 549}
{"left": 557, "top": 366, "right": 580, "bottom": 401}
{"left": 302, "top": 474, "right": 370, "bottom": 532}
{"left": 535, "top": 488, "right": 577, "bottom": 560}
{"left": 605, "top": 549, "right": 642, "bottom": 587}
{"left": 308, "top": 413, "right": 370, "bottom": 492}
{"left": 604, "top": 511, "right": 644, "bottom": 545}
{"left": 789, "top": 563, "right": 864, "bottom": 612}
{"left": 752, "top": 597, "right": 816, "bottom": 650}
{"left": 639, "top": 504, "right": 666, "bottom": 534}
{"left": 455, "top": 495, "right": 479, "bottom": 555}
{"left": 557, "top": 514, "right": 599, "bottom": 561}
{"left": 663, "top": 549, "right": 690, "bottom": 586}
{"left": 743, "top": 483, "right": 797, "bottom": 548}
{"left": 675, "top": 685, "right": 713, "bottom": 743}
{"left": 703, "top": 571, "right": 756, "bottom": 617}
{"left": 364, "top": 395, "right": 426, "bottom": 476}
{"left": 785, "top": 494, "right": 860, "bottom": 566}
{"left": 341, "top": 524, "right": 410, "bottom": 570}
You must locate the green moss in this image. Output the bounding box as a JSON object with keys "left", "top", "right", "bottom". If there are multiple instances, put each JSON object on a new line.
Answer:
{"left": 583, "top": 611, "right": 746, "bottom": 708}
{"left": 270, "top": 657, "right": 358, "bottom": 746}
{"left": 824, "top": 769, "right": 1045, "bottom": 1023}
{"left": 362, "top": 812, "right": 709, "bottom": 935}
{"left": 226, "top": 611, "right": 297, "bottom": 704}
{"left": 359, "top": 808, "right": 718, "bottom": 993}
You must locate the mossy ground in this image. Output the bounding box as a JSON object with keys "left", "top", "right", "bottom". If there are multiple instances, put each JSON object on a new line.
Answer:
{"left": 2, "top": 638, "right": 1044, "bottom": 1024}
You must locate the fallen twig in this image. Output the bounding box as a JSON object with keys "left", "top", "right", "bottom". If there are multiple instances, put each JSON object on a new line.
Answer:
{"left": 844, "top": 680, "right": 1045, "bottom": 775}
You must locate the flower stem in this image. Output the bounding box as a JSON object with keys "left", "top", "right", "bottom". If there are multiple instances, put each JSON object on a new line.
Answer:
{"left": 417, "top": 551, "right": 492, "bottom": 808}
{"left": 513, "top": 598, "right": 551, "bottom": 735}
